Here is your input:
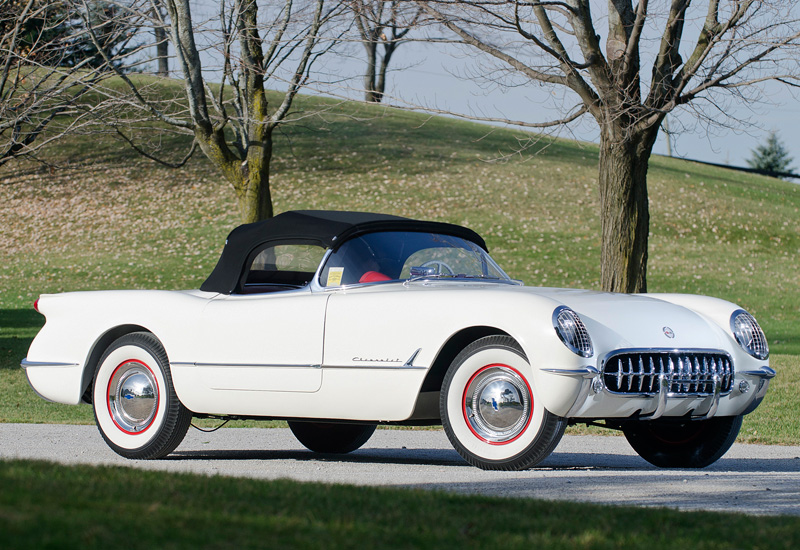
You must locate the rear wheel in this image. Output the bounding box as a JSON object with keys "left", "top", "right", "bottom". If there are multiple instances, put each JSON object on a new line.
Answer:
{"left": 623, "top": 415, "right": 743, "bottom": 468}
{"left": 440, "top": 335, "right": 566, "bottom": 471}
{"left": 93, "top": 332, "right": 192, "bottom": 459}
{"left": 288, "top": 421, "right": 376, "bottom": 454}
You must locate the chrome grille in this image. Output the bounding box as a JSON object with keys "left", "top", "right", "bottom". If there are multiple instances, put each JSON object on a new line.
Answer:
{"left": 602, "top": 350, "right": 733, "bottom": 396}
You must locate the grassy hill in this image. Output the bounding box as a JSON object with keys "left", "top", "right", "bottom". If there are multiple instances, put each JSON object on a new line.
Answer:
{"left": 2, "top": 87, "right": 800, "bottom": 542}
{"left": 2, "top": 94, "right": 798, "bottom": 341}
{"left": 1, "top": 92, "right": 798, "bottom": 440}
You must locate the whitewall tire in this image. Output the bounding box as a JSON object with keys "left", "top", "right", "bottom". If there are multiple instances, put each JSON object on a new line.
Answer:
{"left": 92, "top": 332, "right": 191, "bottom": 459}
{"left": 441, "top": 335, "right": 566, "bottom": 470}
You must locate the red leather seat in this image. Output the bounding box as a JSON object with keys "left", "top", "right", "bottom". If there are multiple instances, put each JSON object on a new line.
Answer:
{"left": 359, "top": 271, "right": 392, "bottom": 283}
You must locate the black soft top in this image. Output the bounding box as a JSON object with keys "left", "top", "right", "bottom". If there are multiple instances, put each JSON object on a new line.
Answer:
{"left": 200, "top": 210, "right": 487, "bottom": 293}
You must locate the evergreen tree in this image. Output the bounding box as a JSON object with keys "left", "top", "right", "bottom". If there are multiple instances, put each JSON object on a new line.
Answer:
{"left": 5, "top": 0, "right": 135, "bottom": 71}
{"left": 61, "top": 2, "right": 138, "bottom": 70}
{"left": 747, "top": 131, "right": 795, "bottom": 177}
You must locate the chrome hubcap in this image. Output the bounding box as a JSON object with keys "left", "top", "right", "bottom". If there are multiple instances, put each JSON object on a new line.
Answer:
{"left": 464, "top": 365, "right": 531, "bottom": 443}
{"left": 108, "top": 361, "right": 158, "bottom": 433}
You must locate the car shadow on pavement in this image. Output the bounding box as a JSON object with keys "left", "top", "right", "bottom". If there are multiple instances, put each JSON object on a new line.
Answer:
{"left": 168, "top": 447, "right": 468, "bottom": 467}
{"left": 166, "top": 447, "right": 800, "bottom": 473}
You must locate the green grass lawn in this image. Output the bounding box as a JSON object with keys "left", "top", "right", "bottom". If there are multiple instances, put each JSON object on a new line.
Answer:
{"left": 1, "top": 84, "right": 798, "bottom": 541}
{"left": 1, "top": 94, "right": 797, "bottom": 438}
{"left": 2, "top": 459, "right": 799, "bottom": 549}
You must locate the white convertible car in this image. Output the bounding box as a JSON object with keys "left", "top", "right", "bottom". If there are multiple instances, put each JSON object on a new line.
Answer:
{"left": 23, "top": 210, "right": 774, "bottom": 470}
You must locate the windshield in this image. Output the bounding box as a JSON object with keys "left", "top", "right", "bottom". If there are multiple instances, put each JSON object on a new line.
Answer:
{"left": 319, "top": 231, "right": 511, "bottom": 287}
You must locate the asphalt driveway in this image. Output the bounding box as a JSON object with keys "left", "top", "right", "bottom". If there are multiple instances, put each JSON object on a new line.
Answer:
{"left": 2, "top": 424, "right": 798, "bottom": 516}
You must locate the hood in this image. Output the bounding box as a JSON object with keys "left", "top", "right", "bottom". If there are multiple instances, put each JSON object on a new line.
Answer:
{"left": 524, "top": 287, "right": 729, "bottom": 353}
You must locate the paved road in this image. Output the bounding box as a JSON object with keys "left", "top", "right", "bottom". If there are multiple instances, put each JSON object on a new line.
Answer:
{"left": 2, "top": 424, "right": 799, "bottom": 516}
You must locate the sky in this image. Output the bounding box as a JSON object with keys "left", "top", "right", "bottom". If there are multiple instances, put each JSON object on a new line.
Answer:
{"left": 362, "top": 42, "right": 800, "bottom": 173}
{"left": 182, "top": 0, "right": 800, "bottom": 173}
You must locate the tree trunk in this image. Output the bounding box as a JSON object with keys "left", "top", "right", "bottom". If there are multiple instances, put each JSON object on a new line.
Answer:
{"left": 155, "top": 26, "right": 169, "bottom": 77}
{"left": 237, "top": 133, "right": 274, "bottom": 223}
{"left": 152, "top": 5, "right": 169, "bottom": 77}
{"left": 194, "top": 128, "right": 274, "bottom": 224}
{"left": 598, "top": 126, "right": 657, "bottom": 293}
{"left": 364, "top": 39, "right": 380, "bottom": 102}
{"left": 374, "top": 42, "right": 397, "bottom": 104}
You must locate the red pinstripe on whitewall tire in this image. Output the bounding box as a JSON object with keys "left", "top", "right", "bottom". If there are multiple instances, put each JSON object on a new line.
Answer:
{"left": 92, "top": 332, "right": 191, "bottom": 459}
{"left": 440, "top": 335, "right": 567, "bottom": 471}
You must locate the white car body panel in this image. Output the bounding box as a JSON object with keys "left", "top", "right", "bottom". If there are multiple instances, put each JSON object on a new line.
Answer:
{"left": 25, "top": 283, "right": 770, "bottom": 421}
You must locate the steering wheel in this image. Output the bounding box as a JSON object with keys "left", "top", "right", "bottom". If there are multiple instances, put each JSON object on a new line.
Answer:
{"left": 421, "top": 260, "right": 455, "bottom": 276}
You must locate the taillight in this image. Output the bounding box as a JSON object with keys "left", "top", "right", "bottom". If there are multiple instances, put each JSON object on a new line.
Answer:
{"left": 33, "top": 297, "right": 40, "bottom": 313}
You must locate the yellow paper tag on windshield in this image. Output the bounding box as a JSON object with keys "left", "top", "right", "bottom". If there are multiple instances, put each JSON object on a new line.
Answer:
{"left": 327, "top": 267, "right": 344, "bottom": 286}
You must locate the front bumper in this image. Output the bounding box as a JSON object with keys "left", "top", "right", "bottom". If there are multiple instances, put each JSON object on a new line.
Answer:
{"left": 543, "top": 364, "right": 775, "bottom": 420}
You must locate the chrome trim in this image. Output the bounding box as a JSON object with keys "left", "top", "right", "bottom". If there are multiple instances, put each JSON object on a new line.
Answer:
{"left": 464, "top": 365, "right": 531, "bottom": 443}
{"left": 739, "top": 366, "right": 776, "bottom": 379}
{"left": 730, "top": 309, "right": 769, "bottom": 360}
{"left": 552, "top": 306, "right": 593, "bottom": 358}
{"left": 403, "top": 348, "right": 422, "bottom": 368}
{"left": 20, "top": 359, "right": 80, "bottom": 369}
{"left": 173, "top": 361, "right": 426, "bottom": 371}
{"left": 403, "top": 277, "right": 522, "bottom": 287}
{"left": 309, "top": 248, "right": 335, "bottom": 292}
{"left": 542, "top": 366, "right": 600, "bottom": 379}
{"left": 698, "top": 374, "right": 722, "bottom": 420}
{"left": 322, "top": 364, "right": 427, "bottom": 371}
{"left": 640, "top": 374, "right": 668, "bottom": 420}
{"left": 601, "top": 348, "right": 734, "bottom": 397}
{"left": 175, "top": 362, "right": 322, "bottom": 369}
{"left": 108, "top": 361, "right": 158, "bottom": 433}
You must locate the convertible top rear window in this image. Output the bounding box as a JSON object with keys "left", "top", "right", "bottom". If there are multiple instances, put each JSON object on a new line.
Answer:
{"left": 240, "top": 244, "right": 326, "bottom": 294}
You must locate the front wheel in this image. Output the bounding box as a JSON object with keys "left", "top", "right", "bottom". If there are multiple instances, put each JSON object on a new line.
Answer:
{"left": 93, "top": 332, "right": 192, "bottom": 459}
{"left": 288, "top": 421, "right": 377, "bottom": 454}
{"left": 623, "top": 415, "right": 743, "bottom": 468}
{"left": 441, "top": 335, "right": 566, "bottom": 471}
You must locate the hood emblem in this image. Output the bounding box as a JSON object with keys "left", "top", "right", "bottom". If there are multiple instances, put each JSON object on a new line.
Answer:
{"left": 663, "top": 326, "right": 675, "bottom": 339}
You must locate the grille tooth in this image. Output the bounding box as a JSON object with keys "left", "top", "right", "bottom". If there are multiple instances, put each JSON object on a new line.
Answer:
{"left": 724, "top": 358, "right": 732, "bottom": 388}
{"left": 627, "top": 358, "right": 634, "bottom": 391}
{"left": 648, "top": 357, "right": 656, "bottom": 392}
{"left": 638, "top": 357, "right": 645, "bottom": 392}
{"left": 602, "top": 351, "right": 734, "bottom": 396}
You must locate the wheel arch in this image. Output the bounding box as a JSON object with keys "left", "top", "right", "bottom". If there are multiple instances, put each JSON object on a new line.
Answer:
{"left": 80, "top": 324, "right": 160, "bottom": 404}
{"left": 419, "top": 326, "right": 515, "bottom": 394}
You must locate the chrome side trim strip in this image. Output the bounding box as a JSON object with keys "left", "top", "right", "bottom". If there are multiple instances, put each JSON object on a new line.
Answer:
{"left": 173, "top": 362, "right": 322, "bottom": 369}
{"left": 170, "top": 362, "right": 426, "bottom": 371}
{"left": 20, "top": 359, "right": 80, "bottom": 369}
{"left": 322, "top": 364, "right": 427, "bottom": 371}
{"left": 739, "top": 366, "right": 776, "bottom": 379}
{"left": 542, "top": 367, "right": 600, "bottom": 379}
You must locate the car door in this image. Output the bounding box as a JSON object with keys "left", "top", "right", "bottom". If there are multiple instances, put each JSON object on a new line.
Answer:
{"left": 192, "top": 289, "right": 328, "bottom": 393}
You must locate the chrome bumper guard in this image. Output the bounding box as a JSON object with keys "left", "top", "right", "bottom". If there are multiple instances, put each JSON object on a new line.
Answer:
{"left": 543, "top": 363, "right": 776, "bottom": 421}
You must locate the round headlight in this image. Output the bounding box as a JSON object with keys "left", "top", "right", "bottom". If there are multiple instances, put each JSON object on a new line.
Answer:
{"left": 553, "top": 306, "right": 593, "bottom": 357}
{"left": 730, "top": 309, "right": 769, "bottom": 360}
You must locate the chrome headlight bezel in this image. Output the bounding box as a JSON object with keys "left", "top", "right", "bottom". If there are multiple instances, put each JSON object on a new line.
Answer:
{"left": 553, "top": 306, "right": 594, "bottom": 358}
{"left": 730, "top": 309, "right": 769, "bottom": 360}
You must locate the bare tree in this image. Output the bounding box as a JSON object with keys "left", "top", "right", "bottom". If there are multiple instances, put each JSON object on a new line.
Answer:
{"left": 350, "top": 0, "right": 419, "bottom": 102}
{"left": 151, "top": 1, "right": 168, "bottom": 77}
{"left": 99, "top": 0, "right": 347, "bottom": 223}
{"left": 418, "top": 1, "right": 800, "bottom": 293}
{"left": 0, "top": 0, "right": 137, "bottom": 166}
